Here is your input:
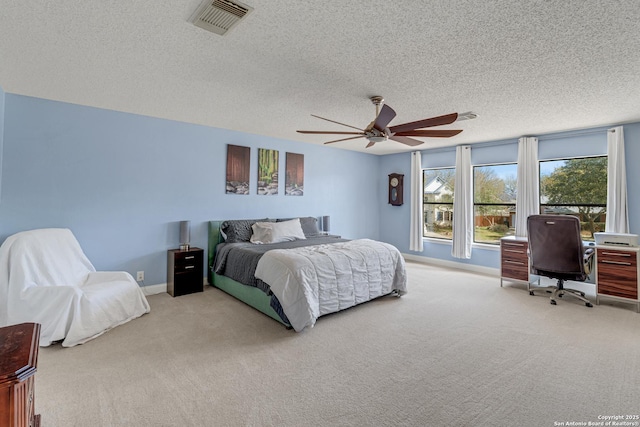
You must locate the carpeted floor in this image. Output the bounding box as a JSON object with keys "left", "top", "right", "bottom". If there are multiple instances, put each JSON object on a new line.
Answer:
{"left": 35, "top": 261, "right": 640, "bottom": 426}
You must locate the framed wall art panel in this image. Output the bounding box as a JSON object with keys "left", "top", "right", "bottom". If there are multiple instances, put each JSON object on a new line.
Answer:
{"left": 226, "top": 144, "right": 250, "bottom": 195}
{"left": 285, "top": 152, "right": 304, "bottom": 196}
{"left": 257, "top": 148, "right": 279, "bottom": 195}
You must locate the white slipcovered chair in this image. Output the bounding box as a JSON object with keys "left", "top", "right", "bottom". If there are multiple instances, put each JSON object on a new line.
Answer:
{"left": 0, "top": 228, "right": 150, "bottom": 347}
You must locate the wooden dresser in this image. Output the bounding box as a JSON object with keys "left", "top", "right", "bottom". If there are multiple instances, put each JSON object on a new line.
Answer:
{"left": 595, "top": 246, "right": 640, "bottom": 312}
{"left": 0, "top": 323, "right": 41, "bottom": 427}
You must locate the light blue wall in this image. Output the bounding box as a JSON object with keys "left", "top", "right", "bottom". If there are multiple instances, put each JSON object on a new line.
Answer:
{"left": 0, "top": 86, "right": 4, "bottom": 201}
{"left": 379, "top": 123, "right": 640, "bottom": 269}
{"left": 622, "top": 123, "right": 640, "bottom": 234}
{"left": 3, "top": 91, "right": 639, "bottom": 281}
{"left": 0, "top": 94, "right": 382, "bottom": 285}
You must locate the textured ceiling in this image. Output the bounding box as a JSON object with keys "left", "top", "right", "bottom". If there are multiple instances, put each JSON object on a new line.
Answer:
{"left": 1, "top": 1, "right": 639, "bottom": 155}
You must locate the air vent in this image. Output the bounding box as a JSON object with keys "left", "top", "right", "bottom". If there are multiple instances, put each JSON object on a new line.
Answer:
{"left": 191, "top": 0, "right": 253, "bottom": 36}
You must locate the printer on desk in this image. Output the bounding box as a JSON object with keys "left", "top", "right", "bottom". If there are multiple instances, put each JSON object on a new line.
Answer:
{"left": 594, "top": 232, "right": 639, "bottom": 247}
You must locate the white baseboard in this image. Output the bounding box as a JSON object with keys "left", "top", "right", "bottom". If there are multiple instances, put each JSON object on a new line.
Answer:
{"left": 140, "top": 277, "right": 208, "bottom": 296}
{"left": 141, "top": 283, "right": 167, "bottom": 295}
{"left": 402, "top": 253, "right": 500, "bottom": 277}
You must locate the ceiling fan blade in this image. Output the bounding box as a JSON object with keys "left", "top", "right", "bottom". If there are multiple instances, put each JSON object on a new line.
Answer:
{"left": 373, "top": 104, "right": 396, "bottom": 131}
{"left": 297, "top": 130, "right": 364, "bottom": 135}
{"left": 393, "top": 129, "right": 463, "bottom": 138}
{"left": 389, "top": 135, "right": 425, "bottom": 146}
{"left": 389, "top": 112, "right": 459, "bottom": 133}
{"left": 311, "top": 115, "right": 363, "bottom": 131}
{"left": 366, "top": 141, "right": 376, "bottom": 148}
{"left": 324, "top": 135, "right": 366, "bottom": 145}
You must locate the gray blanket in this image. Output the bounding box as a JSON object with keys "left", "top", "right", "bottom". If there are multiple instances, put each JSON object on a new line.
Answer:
{"left": 213, "top": 236, "right": 348, "bottom": 291}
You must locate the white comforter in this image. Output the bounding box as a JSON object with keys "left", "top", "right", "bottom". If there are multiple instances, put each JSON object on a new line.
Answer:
{"left": 255, "top": 238, "right": 407, "bottom": 331}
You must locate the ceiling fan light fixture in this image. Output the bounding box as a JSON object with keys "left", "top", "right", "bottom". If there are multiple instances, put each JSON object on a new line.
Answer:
{"left": 367, "top": 136, "right": 387, "bottom": 143}
{"left": 457, "top": 111, "right": 478, "bottom": 121}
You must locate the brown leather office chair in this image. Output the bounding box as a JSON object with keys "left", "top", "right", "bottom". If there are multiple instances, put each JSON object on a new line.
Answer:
{"left": 527, "top": 215, "right": 595, "bottom": 307}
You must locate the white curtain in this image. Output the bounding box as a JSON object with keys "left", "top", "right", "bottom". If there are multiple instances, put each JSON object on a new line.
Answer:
{"left": 409, "top": 151, "right": 424, "bottom": 251}
{"left": 605, "top": 126, "right": 629, "bottom": 233}
{"left": 452, "top": 145, "right": 472, "bottom": 259}
{"left": 515, "top": 137, "right": 540, "bottom": 237}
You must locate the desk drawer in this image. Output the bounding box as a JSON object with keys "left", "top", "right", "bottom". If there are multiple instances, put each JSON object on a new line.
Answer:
{"left": 597, "top": 249, "right": 638, "bottom": 299}
{"left": 501, "top": 241, "right": 527, "bottom": 258}
{"left": 501, "top": 259, "right": 529, "bottom": 281}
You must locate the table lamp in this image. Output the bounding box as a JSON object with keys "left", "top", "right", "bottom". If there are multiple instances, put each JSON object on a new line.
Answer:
{"left": 179, "top": 221, "right": 191, "bottom": 251}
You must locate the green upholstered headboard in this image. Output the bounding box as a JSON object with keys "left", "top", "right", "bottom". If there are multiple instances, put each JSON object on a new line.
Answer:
{"left": 207, "top": 221, "right": 224, "bottom": 285}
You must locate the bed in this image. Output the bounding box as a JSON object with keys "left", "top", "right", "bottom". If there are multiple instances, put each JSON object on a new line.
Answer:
{"left": 208, "top": 217, "right": 407, "bottom": 331}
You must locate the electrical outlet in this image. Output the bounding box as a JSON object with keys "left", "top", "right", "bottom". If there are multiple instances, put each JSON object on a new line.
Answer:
{"left": 136, "top": 271, "right": 144, "bottom": 282}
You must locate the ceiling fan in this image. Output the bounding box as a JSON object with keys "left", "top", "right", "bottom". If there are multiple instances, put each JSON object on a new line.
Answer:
{"left": 297, "top": 96, "right": 469, "bottom": 148}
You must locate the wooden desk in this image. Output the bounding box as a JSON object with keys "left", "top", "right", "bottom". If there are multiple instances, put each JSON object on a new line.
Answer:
{"left": 0, "top": 323, "right": 41, "bottom": 427}
{"left": 595, "top": 245, "right": 640, "bottom": 312}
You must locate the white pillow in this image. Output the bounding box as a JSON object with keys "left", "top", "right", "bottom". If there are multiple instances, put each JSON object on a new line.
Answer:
{"left": 250, "top": 218, "right": 306, "bottom": 244}
{"left": 250, "top": 222, "right": 272, "bottom": 244}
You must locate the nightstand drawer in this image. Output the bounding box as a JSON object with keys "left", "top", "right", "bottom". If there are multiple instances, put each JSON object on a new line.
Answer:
{"left": 174, "top": 261, "right": 198, "bottom": 273}
{"left": 174, "top": 252, "right": 198, "bottom": 263}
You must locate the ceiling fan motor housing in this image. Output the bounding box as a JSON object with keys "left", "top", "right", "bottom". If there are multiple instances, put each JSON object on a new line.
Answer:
{"left": 365, "top": 126, "right": 388, "bottom": 143}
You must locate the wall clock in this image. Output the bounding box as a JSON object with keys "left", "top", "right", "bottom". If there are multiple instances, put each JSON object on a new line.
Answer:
{"left": 388, "top": 173, "right": 404, "bottom": 206}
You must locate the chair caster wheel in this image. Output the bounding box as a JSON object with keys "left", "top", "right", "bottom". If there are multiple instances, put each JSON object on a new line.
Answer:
{"left": 550, "top": 300, "right": 557, "bottom": 305}
{"left": 586, "top": 303, "right": 593, "bottom": 307}
{"left": 529, "top": 291, "right": 534, "bottom": 296}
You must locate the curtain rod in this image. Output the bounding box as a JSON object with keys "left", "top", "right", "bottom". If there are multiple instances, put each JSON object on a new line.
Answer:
{"left": 418, "top": 124, "right": 620, "bottom": 154}
{"left": 536, "top": 125, "right": 610, "bottom": 141}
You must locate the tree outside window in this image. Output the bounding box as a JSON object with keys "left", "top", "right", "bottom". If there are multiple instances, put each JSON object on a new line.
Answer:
{"left": 540, "top": 156, "right": 607, "bottom": 240}
{"left": 473, "top": 164, "right": 517, "bottom": 244}
{"left": 423, "top": 168, "right": 455, "bottom": 239}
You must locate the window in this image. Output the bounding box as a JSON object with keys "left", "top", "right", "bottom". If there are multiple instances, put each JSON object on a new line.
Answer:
{"left": 423, "top": 168, "right": 455, "bottom": 239}
{"left": 473, "top": 163, "right": 517, "bottom": 244}
{"left": 539, "top": 156, "right": 607, "bottom": 241}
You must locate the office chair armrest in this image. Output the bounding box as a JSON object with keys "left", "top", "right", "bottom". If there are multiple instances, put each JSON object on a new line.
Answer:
{"left": 583, "top": 247, "right": 595, "bottom": 275}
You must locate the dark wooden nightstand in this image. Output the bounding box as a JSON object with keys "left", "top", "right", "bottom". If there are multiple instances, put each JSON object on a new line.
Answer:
{"left": 0, "top": 322, "right": 41, "bottom": 427}
{"left": 167, "top": 247, "right": 204, "bottom": 297}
